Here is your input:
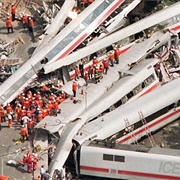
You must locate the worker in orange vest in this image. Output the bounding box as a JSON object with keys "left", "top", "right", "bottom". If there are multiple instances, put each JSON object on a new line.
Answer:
{"left": 114, "top": 45, "right": 121, "bottom": 64}
{"left": 103, "top": 58, "right": 109, "bottom": 75}
{"left": 93, "top": 56, "right": 99, "bottom": 67}
{"left": 20, "top": 125, "right": 28, "bottom": 142}
{"left": 6, "top": 16, "right": 13, "bottom": 34}
{"left": 28, "top": 17, "right": 35, "bottom": 41}
{"left": 27, "top": 119, "right": 33, "bottom": 135}
{"left": 21, "top": 13, "right": 28, "bottom": 29}
{"left": 7, "top": 114, "right": 13, "bottom": 128}
{"left": 35, "top": 176, "right": 41, "bottom": 180}
{"left": 15, "top": 104, "right": 22, "bottom": 123}
{"left": 11, "top": 4, "right": 16, "bottom": 21}
{"left": 74, "top": 65, "right": 80, "bottom": 80}
{"left": 0, "top": 104, "right": 5, "bottom": 123}
{"left": 108, "top": 50, "right": 115, "bottom": 67}
{"left": 72, "top": 81, "right": 78, "bottom": 97}
{"left": 84, "top": 72, "right": 89, "bottom": 86}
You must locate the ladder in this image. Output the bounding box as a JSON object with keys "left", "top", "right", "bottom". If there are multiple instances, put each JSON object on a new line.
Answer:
{"left": 124, "top": 118, "right": 138, "bottom": 145}
{"left": 138, "top": 111, "right": 156, "bottom": 147}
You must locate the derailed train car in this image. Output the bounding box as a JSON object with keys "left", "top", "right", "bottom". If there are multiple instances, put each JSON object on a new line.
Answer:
{"left": 78, "top": 141, "right": 180, "bottom": 180}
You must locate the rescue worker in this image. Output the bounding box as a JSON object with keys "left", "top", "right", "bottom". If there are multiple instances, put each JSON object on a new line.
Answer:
{"left": 74, "top": 65, "right": 80, "bottom": 80}
{"left": 108, "top": 50, "right": 115, "bottom": 67}
{"left": 103, "top": 58, "right": 109, "bottom": 75}
{"left": 28, "top": 17, "right": 35, "bottom": 41}
{"left": 32, "top": 153, "right": 38, "bottom": 171}
{"left": 84, "top": 72, "right": 89, "bottom": 86}
{"left": 114, "top": 44, "right": 121, "bottom": 64}
{"left": 0, "top": 115, "right": 2, "bottom": 130}
{"left": 0, "top": 104, "right": 5, "bottom": 123}
{"left": 93, "top": 56, "right": 99, "bottom": 67}
{"left": 11, "top": 3, "right": 16, "bottom": 21}
{"left": 7, "top": 114, "right": 13, "bottom": 128}
{"left": 41, "top": 84, "right": 50, "bottom": 96}
{"left": 88, "top": 65, "right": 93, "bottom": 79}
{"left": 79, "top": 59, "right": 84, "bottom": 78}
{"left": 6, "top": 16, "right": 13, "bottom": 34}
{"left": 27, "top": 119, "right": 33, "bottom": 135}
{"left": 15, "top": 104, "right": 22, "bottom": 123}
{"left": 99, "top": 63, "right": 104, "bottom": 79}
{"left": 94, "top": 67, "right": 100, "bottom": 84}
{"left": 20, "top": 125, "right": 28, "bottom": 142}
{"left": 35, "top": 176, "right": 41, "bottom": 180}
{"left": 72, "top": 81, "right": 78, "bottom": 98}
{"left": 6, "top": 103, "right": 14, "bottom": 120}
{"left": 27, "top": 153, "right": 33, "bottom": 173}
{"left": 21, "top": 13, "right": 28, "bottom": 29}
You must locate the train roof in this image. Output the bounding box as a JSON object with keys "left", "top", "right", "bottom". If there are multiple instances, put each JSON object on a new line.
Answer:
{"left": 85, "top": 140, "right": 180, "bottom": 157}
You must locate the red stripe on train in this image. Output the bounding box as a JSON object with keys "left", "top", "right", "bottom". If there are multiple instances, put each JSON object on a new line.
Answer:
{"left": 80, "top": 165, "right": 109, "bottom": 172}
{"left": 97, "top": 0, "right": 125, "bottom": 25}
{"left": 139, "top": 82, "right": 160, "bottom": 97}
{"left": 80, "top": 166, "right": 180, "bottom": 179}
{"left": 118, "top": 109, "right": 180, "bottom": 144}
{"left": 118, "top": 169, "right": 180, "bottom": 179}
{"left": 171, "top": 25, "right": 180, "bottom": 31}
{"left": 56, "top": 0, "right": 125, "bottom": 61}
{"left": 56, "top": 33, "right": 88, "bottom": 61}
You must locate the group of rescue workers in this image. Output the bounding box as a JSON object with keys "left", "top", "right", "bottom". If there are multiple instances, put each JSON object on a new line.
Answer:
{"left": 5, "top": 2, "right": 35, "bottom": 40}
{"left": 0, "top": 85, "right": 66, "bottom": 141}
{"left": 73, "top": 44, "right": 121, "bottom": 88}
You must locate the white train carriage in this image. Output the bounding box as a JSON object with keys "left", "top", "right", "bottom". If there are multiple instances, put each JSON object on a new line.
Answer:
{"left": 73, "top": 77, "right": 180, "bottom": 146}
{"left": 0, "top": 0, "right": 125, "bottom": 105}
{"left": 79, "top": 141, "right": 180, "bottom": 179}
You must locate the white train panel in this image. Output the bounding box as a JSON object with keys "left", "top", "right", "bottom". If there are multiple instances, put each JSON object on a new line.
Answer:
{"left": 80, "top": 143, "right": 180, "bottom": 179}
{"left": 74, "top": 78, "right": 180, "bottom": 145}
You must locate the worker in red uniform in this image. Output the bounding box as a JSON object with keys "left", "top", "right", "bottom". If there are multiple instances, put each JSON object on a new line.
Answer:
{"left": 27, "top": 119, "right": 33, "bottom": 135}
{"left": 99, "top": 63, "right": 104, "bottom": 79}
{"left": 72, "top": 81, "right": 78, "bottom": 97}
{"left": 16, "top": 104, "right": 22, "bottom": 123}
{"left": 35, "top": 176, "right": 41, "bottom": 180}
{"left": 84, "top": 72, "right": 89, "bottom": 86}
{"left": 22, "top": 98, "right": 30, "bottom": 109}
{"left": 7, "top": 114, "right": 13, "bottom": 128}
{"left": 32, "top": 153, "right": 38, "bottom": 171}
{"left": 38, "top": 111, "right": 44, "bottom": 122}
{"left": 103, "top": 58, "right": 109, "bottom": 75}
{"left": 87, "top": 65, "right": 93, "bottom": 80}
{"left": 21, "top": 13, "right": 28, "bottom": 29}
{"left": 108, "top": 50, "right": 115, "bottom": 67}
{"left": 0, "top": 104, "right": 5, "bottom": 123}
{"left": 6, "top": 16, "right": 13, "bottom": 34}
{"left": 114, "top": 44, "right": 121, "bottom": 64}
{"left": 27, "top": 154, "right": 33, "bottom": 173}
{"left": 0, "top": 115, "right": 2, "bottom": 130}
{"left": 74, "top": 65, "right": 80, "bottom": 80}
{"left": 20, "top": 125, "right": 28, "bottom": 142}
{"left": 28, "top": 17, "right": 35, "bottom": 41}
{"left": 11, "top": 4, "right": 16, "bottom": 21}
{"left": 6, "top": 103, "right": 14, "bottom": 120}
{"left": 93, "top": 56, "right": 99, "bottom": 67}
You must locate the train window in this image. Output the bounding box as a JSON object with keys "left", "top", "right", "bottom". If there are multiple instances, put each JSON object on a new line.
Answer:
{"left": 144, "top": 74, "right": 155, "bottom": 87}
{"left": 121, "top": 95, "right": 128, "bottom": 104}
{"left": 127, "top": 91, "right": 133, "bottom": 99}
{"left": 103, "top": 154, "right": 113, "bottom": 161}
{"left": 115, "top": 155, "right": 125, "bottom": 162}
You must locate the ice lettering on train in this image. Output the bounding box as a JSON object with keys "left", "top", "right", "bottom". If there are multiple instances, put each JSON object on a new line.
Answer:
{"left": 159, "top": 161, "right": 180, "bottom": 174}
